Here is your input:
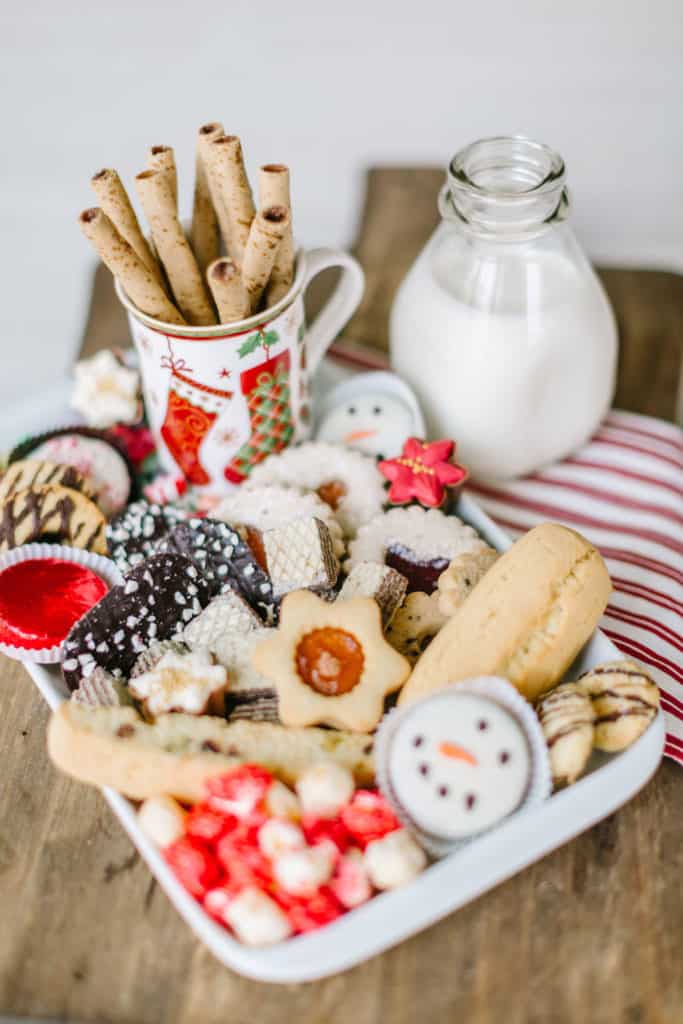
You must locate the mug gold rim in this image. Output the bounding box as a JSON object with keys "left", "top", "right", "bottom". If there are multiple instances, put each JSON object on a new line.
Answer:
{"left": 115, "top": 248, "right": 306, "bottom": 339}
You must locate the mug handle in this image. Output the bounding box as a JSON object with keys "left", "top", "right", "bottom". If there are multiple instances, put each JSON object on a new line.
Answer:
{"left": 302, "top": 248, "right": 365, "bottom": 374}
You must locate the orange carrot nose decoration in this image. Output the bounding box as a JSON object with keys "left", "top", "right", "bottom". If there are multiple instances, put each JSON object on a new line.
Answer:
{"left": 344, "top": 429, "right": 377, "bottom": 443}
{"left": 439, "top": 741, "right": 478, "bottom": 766}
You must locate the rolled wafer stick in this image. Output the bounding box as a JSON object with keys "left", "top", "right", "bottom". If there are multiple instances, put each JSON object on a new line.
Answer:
{"left": 135, "top": 170, "right": 216, "bottom": 326}
{"left": 191, "top": 122, "right": 223, "bottom": 272}
{"left": 197, "top": 123, "right": 233, "bottom": 255}
{"left": 241, "top": 205, "right": 290, "bottom": 312}
{"left": 90, "top": 168, "right": 160, "bottom": 280}
{"left": 206, "top": 135, "right": 255, "bottom": 263}
{"left": 207, "top": 258, "right": 251, "bottom": 324}
{"left": 79, "top": 208, "right": 185, "bottom": 325}
{"left": 147, "top": 145, "right": 178, "bottom": 207}
{"left": 259, "top": 164, "right": 296, "bottom": 305}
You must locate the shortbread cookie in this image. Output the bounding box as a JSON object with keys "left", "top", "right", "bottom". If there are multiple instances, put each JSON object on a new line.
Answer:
{"left": 160, "top": 517, "right": 276, "bottom": 619}
{"left": 129, "top": 648, "right": 228, "bottom": 717}
{"left": 0, "top": 485, "right": 107, "bottom": 554}
{"left": 386, "top": 591, "right": 450, "bottom": 664}
{"left": 245, "top": 442, "right": 386, "bottom": 537}
{"left": 14, "top": 431, "right": 133, "bottom": 519}
{"left": 130, "top": 638, "right": 189, "bottom": 678}
{"left": 263, "top": 517, "right": 339, "bottom": 596}
{"left": 47, "top": 702, "right": 376, "bottom": 798}
{"left": 182, "top": 591, "right": 262, "bottom": 652}
{"left": 71, "top": 667, "right": 133, "bottom": 708}
{"left": 346, "top": 506, "right": 487, "bottom": 594}
{"left": 436, "top": 546, "right": 499, "bottom": 615}
{"left": 536, "top": 682, "right": 595, "bottom": 786}
{"left": 107, "top": 500, "right": 185, "bottom": 573}
{"left": 252, "top": 590, "right": 411, "bottom": 732}
{"left": 0, "top": 459, "right": 94, "bottom": 505}
{"left": 61, "top": 553, "right": 212, "bottom": 690}
{"left": 337, "top": 561, "right": 408, "bottom": 628}
{"left": 400, "top": 523, "right": 612, "bottom": 706}
{"left": 576, "top": 660, "right": 659, "bottom": 752}
{"left": 214, "top": 483, "right": 345, "bottom": 558}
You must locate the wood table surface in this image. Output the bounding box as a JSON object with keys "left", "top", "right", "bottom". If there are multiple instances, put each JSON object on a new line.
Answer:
{"left": 1, "top": 169, "right": 681, "bottom": 1024}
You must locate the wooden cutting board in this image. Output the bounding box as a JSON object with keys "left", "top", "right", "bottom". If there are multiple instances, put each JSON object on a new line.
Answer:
{"left": 0, "top": 168, "right": 681, "bottom": 1024}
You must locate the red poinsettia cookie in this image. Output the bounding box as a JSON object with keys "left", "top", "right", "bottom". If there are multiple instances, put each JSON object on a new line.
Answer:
{"left": 378, "top": 438, "right": 467, "bottom": 508}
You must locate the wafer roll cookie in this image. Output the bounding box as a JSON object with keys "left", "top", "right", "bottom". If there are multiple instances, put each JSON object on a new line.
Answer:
{"left": 79, "top": 208, "right": 185, "bottom": 325}
{"left": 147, "top": 145, "right": 178, "bottom": 207}
{"left": 207, "top": 258, "right": 251, "bottom": 323}
{"left": 135, "top": 170, "right": 216, "bottom": 326}
{"left": 242, "top": 206, "right": 290, "bottom": 312}
{"left": 90, "top": 169, "right": 160, "bottom": 279}
{"left": 207, "top": 135, "right": 255, "bottom": 262}
{"left": 198, "top": 123, "right": 233, "bottom": 254}
{"left": 260, "top": 164, "right": 295, "bottom": 305}
{"left": 191, "top": 122, "right": 223, "bottom": 271}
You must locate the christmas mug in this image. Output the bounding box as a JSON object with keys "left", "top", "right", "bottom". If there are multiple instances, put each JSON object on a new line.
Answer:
{"left": 116, "top": 248, "right": 364, "bottom": 492}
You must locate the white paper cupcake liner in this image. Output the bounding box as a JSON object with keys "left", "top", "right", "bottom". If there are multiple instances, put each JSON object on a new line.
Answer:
{"left": 0, "top": 543, "right": 123, "bottom": 664}
{"left": 375, "top": 676, "right": 552, "bottom": 858}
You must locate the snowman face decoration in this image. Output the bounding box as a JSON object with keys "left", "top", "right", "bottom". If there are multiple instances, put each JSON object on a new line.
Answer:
{"left": 388, "top": 692, "right": 531, "bottom": 840}
{"left": 317, "top": 392, "right": 415, "bottom": 460}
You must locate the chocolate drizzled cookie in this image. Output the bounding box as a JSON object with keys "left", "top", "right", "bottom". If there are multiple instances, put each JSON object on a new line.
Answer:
{"left": 0, "top": 459, "right": 94, "bottom": 505}
{"left": 61, "top": 553, "right": 211, "bottom": 690}
{"left": 576, "top": 659, "right": 659, "bottom": 752}
{"left": 536, "top": 682, "right": 595, "bottom": 787}
{"left": 0, "top": 485, "right": 106, "bottom": 553}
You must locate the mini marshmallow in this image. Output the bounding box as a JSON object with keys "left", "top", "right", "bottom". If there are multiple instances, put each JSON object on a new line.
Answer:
{"left": 258, "top": 819, "right": 306, "bottom": 859}
{"left": 331, "top": 850, "right": 373, "bottom": 909}
{"left": 296, "top": 762, "right": 355, "bottom": 819}
{"left": 273, "top": 846, "right": 334, "bottom": 896}
{"left": 364, "top": 830, "right": 427, "bottom": 890}
{"left": 264, "top": 780, "right": 301, "bottom": 820}
{"left": 137, "top": 795, "right": 187, "bottom": 848}
{"left": 224, "top": 886, "right": 293, "bottom": 946}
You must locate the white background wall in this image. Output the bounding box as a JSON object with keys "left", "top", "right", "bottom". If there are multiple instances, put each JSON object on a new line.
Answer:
{"left": 1, "top": 0, "right": 681, "bottom": 406}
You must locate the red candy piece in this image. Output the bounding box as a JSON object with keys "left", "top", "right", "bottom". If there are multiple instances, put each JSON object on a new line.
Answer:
{"left": 217, "top": 825, "right": 273, "bottom": 889}
{"left": 206, "top": 765, "right": 274, "bottom": 823}
{"left": 340, "top": 791, "right": 401, "bottom": 848}
{"left": 165, "top": 837, "right": 222, "bottom": 898}
{"left": 379, "top": 438, "right": 467, "bottom": 508}
{"left": 0, "top": 558, "right": 108, "bottom": 650}
{"left": 276, "top": 885, "right": 343, "bottom": 934}
{"left": 302, "top": 816, "right": 353, "bottom": 858}
{"left": 185, "top": 802, "right": 236, "bottom": 844}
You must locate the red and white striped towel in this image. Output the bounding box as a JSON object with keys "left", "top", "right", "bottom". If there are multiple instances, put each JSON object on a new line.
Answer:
{"left": 328, "top": 345, "right": 683, "bottom": 764}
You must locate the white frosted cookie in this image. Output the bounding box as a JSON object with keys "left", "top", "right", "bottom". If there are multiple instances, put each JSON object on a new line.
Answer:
{"left": 536, "top": 682, "right": 595, "bottom": 786}
{"left": 576, "top": 659, "right": 659, "bottom": 752}
{"left": 347, "top": 506, "right": 486, "bottom": 594}
{"left": 32, "top": 435, "right": 131, "bottom": 518}
{"left": 245, "top": 442, "right": 386, "bottom": 537}
{"left": 128, "top": 648, "right": 228, "bottom": 717}
{"left": 214, "top": 484, "right": 344, "bottom": 558}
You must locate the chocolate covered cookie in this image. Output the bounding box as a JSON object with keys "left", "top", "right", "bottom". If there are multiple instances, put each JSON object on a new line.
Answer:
{"left": 61, "top": 553, "right": 211, "bottom": 690}
{"left": 106, "top": 500, "right": 185, "bottom": 573}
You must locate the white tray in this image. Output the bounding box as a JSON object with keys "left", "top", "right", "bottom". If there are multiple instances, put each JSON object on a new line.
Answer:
{"left": 24, "top": 493, "right": 665, "bottom": 983}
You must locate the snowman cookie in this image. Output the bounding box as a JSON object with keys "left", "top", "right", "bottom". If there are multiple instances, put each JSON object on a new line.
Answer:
{"left": 375, "top": 677, "right": 551, "bottom": 853}
{"left": 315, "top": 371, "right": 426, "bottom": 461}
{"left": 244, "top": 443, "right": 386, "bottom": 538}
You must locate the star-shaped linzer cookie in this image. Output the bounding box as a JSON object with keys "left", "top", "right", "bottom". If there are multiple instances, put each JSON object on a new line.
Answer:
{"left": 251, "top": 591, "right": 411, "bottom": 732}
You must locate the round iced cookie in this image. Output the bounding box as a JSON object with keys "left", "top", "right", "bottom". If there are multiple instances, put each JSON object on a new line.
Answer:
{"left": 385, "top": 689, "right": 532, "bottom": 841}
{"left": 214, "top": 483, "right": 345, "bottom": 559}
{"left": 346, "top": 506, "right": 487, "bottom": 594}
{"left": 31, "top": 434, "right": 132, "bottom": 518}
{"left": 244, "top": 442, "right": 386, "bottom": 538}
{"left": 317, "top": 392, "right": 415, "bottom": 459}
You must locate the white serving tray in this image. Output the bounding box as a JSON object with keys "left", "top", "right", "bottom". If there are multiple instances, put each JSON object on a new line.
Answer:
{"left": 24, "top": 493, "right": 665, "bottom": 983}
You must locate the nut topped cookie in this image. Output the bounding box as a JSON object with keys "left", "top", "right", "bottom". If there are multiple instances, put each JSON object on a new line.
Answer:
{"left": 252, "top": 590, "right": 411, "bottom": 732}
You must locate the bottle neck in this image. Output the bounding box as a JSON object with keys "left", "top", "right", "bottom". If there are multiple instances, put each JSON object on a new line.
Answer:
{"left": 440, "top": 136, "right": 569, "bottom": 240}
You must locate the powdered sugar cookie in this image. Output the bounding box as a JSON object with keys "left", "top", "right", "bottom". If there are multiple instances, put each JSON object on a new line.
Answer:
{"left": 346, "top": 506, "right": 486, "bottom": 594}
{"left": 245, "top": 442, "right": 386, "bottom": 538}
{"left": 214, "top": 484, "right": 344, "bottom": 559}
{"left": 386, "top": 591, "right": 450, "bottom": 663}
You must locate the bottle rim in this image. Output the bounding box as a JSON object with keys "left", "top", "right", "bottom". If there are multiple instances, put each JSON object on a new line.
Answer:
{"left": 448, "top": 136, "right": 566, "bottom": 201}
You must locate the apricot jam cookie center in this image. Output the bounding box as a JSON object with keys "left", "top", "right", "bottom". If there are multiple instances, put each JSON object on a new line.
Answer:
{"left": 296, "top": 627, "right": 364, "bottom": 696}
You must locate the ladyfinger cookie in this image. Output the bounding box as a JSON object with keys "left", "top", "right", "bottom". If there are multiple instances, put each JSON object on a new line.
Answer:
{"left": 399, "top": 523, "right": 612, "bottom": 705}
{"left": 47, "top": 702, "right": 375, "bottom": 800}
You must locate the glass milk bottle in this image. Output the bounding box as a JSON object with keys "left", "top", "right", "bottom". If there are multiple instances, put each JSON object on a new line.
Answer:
{"left": 390, "top": 136, "right": 617, "bottom": 481}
